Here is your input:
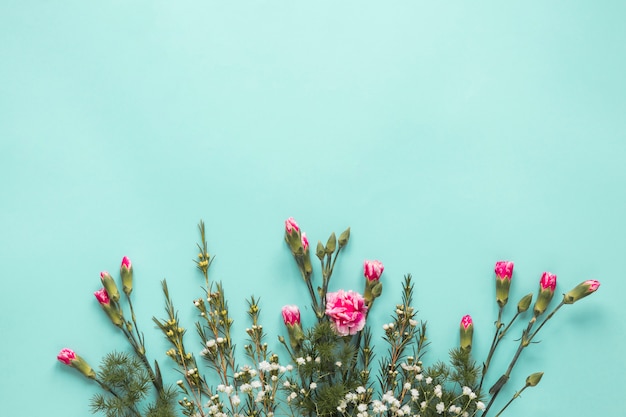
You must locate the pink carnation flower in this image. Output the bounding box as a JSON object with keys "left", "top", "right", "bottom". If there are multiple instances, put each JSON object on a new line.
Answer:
{"left": 325, "top": 290, "right": 368, "bottom": 336}
{"left": 301, "top": 233, "right": 309, "bottom": 251}
{"left": 363, "top": 260, "right": 384, "bottom": 281}
{"left": 540, "top": 272, "right": 557, "bottom": 292}
{"left": 494, "top": 261, "right": 514, "bottom": 280}
{"left": 285, "top": 217, "right": 300, "bottom": 233}
{"left": 282, "top": 305, "right": 301, "bottom": 326}
{"left": 57, "top": 348, "right": 76, "bottom": 365}
{"left": 94, "top": 288, "right": 110, "bottom": 305}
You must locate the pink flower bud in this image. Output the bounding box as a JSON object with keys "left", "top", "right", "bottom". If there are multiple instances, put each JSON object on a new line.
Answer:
{"left": 57, "top": 348, "right": 76, "bottom": 365}
{"left": 495, "top": 261, "right": 514, "bottom": 307}
{"left": 534, "top": 272, "right": 557, "bottom": 316}
{"left": 460, "top": 315, "right": 473, "bottom": 351}
{"left": 121, "top": 256, "right": 132, "bottom": 269}
{"left": 495, "top": 261, "right": 514, "bottom": 280}
{"left": 285, "top": 217, "right": 300, "bottom": 234}
{"left": 563, "top": 279, "right": 601, "bottom": 304}
{"left": 325, "top": 290, "right": 368, "bottom": 336}
{"left": 282, "top": 305, "right": 301, "bottom": 326}
{"left": 56, "top": 348, "right": 95, "bottom": 378}
{"left": 363, "top": 260, "right": 384, "bottom": 282}
{"left": 94, "top": 288, "right": 110, "bottom": 305}
{"left": 120, "top": 256, "right": 133, "bottom": 295}
{"left": 539, "top": 272, "right": 557, "bottom": 292}
{"left": 301, "top": 233, "right": 309, "bottom": 251}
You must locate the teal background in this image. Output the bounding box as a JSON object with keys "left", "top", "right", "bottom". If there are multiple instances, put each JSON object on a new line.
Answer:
{"left": 1, "top": 1, "right": 625, "bottom": 416}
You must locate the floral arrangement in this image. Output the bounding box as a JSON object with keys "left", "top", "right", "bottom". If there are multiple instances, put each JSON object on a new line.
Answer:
{"left": 58, "top": 219, "right": 601, "bottom": 417}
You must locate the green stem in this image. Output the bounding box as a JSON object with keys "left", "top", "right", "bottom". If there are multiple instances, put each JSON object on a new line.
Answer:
{"left": 479, "top": 306, "right": 503, "bottom": 391}
{"left": 493, "top": 385, "right": 528, "bottom": 417}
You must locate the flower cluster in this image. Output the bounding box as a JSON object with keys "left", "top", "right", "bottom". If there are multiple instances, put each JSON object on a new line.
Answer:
{"left": 58, "top": 219, "right": 601, "bottom": 417}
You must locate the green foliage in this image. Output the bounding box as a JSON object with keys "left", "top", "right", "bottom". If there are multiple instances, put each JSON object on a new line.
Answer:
{"left": 90, "top": 352, "right": 176, "bottom": 417}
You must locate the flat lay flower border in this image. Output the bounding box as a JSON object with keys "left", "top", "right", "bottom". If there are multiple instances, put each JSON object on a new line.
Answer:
{"left": 58, "top": 219, "right": 601, "bottom": 417}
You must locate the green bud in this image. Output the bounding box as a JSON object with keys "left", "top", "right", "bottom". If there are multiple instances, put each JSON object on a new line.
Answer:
{"left": 525, "top": 371, "right": 544, "bottom": 387}
{"left": 325, "top": 232, "right": 336, "bottom": 254}
{"left": 100, "top": 272, "right": 120, "bottom": 302}
{"left": 371, "top": 282, "right": 383, "bottom": 298}
{"left": 338, "top": 227, "right": 351, "bottom": 248}
{"left": 316, "top": 241, "right": 325, "bottom": 261}
{"left": 517, "top": 293, "right": 533, "bottom": 313}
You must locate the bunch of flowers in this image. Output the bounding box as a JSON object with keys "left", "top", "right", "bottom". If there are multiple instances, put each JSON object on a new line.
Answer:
{"left": 58, "top": 219, "right": 601, "bottom": 417}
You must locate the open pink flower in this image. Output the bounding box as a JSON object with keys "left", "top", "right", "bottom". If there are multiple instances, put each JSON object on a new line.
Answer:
{"left": 285, "top": 217, "right": 300, "bottom": 234}
{"left": 57, "top": 348, "right": 76, "bottom": 365}
{"left": 282, "top": 305, "right": 301, "bottom": 326}
{"left": 540, "top": 272, "right": 557, "bottom": 292}
{"left": 363, "top": 260, "right": 384, "bottom": 281}
{"left": 495, "top": 261, "right": 514, "bottom": 280}
{"left": 94, "top": 288, "right": 110, "bottom": 305}
{"left": 325, "top": 290, "right": 368, "bottom": 336}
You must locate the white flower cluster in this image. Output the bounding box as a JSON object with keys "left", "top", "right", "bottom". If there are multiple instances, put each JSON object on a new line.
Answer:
{"left": 335, "top": 370, "right": 486, "bottom": 417}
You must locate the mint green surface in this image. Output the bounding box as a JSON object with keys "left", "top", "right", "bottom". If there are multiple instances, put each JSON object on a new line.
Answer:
{"left": 1, "top": 2, "right": 625, "bottom": 416}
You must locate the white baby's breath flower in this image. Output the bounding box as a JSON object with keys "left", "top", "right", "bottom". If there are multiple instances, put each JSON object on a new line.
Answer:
{"left": 310, "top": 382, "right": 317, "bottom": 390}
{"left": 425, "top": 377, "right": 432, "bottom": 385}
{"left": 230, "top": 395, "right": 241, "bottom": 406}
{"left": 436, "top": 402, "right": 445, "bottom": 414}
{"left": 357, "top": 403, "right": 368, "bottom": 412}
{"left": 404, "top": 382, "right": 412, "bottom": 390}
{"left": 356, "top": 386, "right": 366, "bottom": 394}
{"left": 258, "top": 361, "right": 271, "bottom": 372}
{"left": 476, "top": 401, "right": 485, "bottom": 410}
{"left": 296, "top": 357, "right": 306, "bottom": 365}
{"left": 336, "top": 361, "right": 342, "bottom": 367}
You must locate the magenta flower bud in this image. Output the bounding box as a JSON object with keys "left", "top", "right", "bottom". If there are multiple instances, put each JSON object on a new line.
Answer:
{"left": 563, "top": 280, "right": 601, "bottom": 304}
{"left": 495, "top": 261, "right": 514, "bottom": 308}
{"left": 120, "top": 256, "right": 133, "bottom": 295}
{"left": 100, "top": 271, "right": 120, "bottom": 302}
{"left": 534, "top": 272, "right": 557, "bottom": 316}
{"left": 363, "top": 260, "right": 384, "bottom": 306}
{"left": 94, "top": 288, "right": 111, "bottom": 305}
{"left": 285, "top": 217, "right": 300, "bottom": 234}
{"left": 95, "top": 287, "right": 123, "bottom": 327}
{"left": 282, "top": 305, "right": 301, "bottom": 326}
{"left": 495, "top": 261, "right": 514, "bottom": 280}
{"left": 364, "top": 260, "right": 384, "bottom": 282}
{"left": 57, "top": 348, "right": 96, "bottom": 379}
{"left": 57, "top": 348, "right": 76, "bottom": 365}
{"left": 282, "top": 305, "right": 304, "bottom": 350}
{"left": 539, "top": 272, "right": 557, "bottom": 292}
{"left": 460, "top": 315, "right": 474, "bottom": 352}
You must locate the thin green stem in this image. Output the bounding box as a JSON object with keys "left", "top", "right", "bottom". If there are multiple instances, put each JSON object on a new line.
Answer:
{"left": 493, "top": 385, "right": 528, "bottom": 417}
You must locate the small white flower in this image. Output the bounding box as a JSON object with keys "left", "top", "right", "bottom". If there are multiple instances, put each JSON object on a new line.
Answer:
{"left": 436, "top": 402, "right": 445, "bottom": 414}
{"left": 476, "top": 401, "right": 486, "bottom": 410}
{"left": 271, "top": 375, "right": 278, "bottom": 382}
{"left": 283, "top": 381, "right": 291, "bottom": 388}
{"left": 296, "top": 357, "right": 306, "bottom": 365}
{"left": 404, "top": 382, "right": 412, "bottom": 390}
{"left": 258, "top": 361, "right": 271, "bottom": 372}
{"left": 356, "top": 386, "right": 366, "bottom": 394}
{"left": 410, "top": 389, "right": 419, "bottom": 400}
{"left": 434, "top": 384, "right": 442, "bottom": 398}
{"left": 216, "top": 337, "right": 224, "bottom": 344}
{"left": 310, "top": 382, "right": 317, "bottom": 390}
{"left": 315, "top": 357, "right": 321, "bottom": 363}
{"left": 336, "top": 361, "right": 342, "bottom": 367}
{"left": 251, "top": 380, "right": 262, "bottom": 389}
{"left": 425, "top": 377, "right": 432, "bottom": 385}
{"left": 240, "top": 383, "right": 252, "bottom": 393}
{"left": 230, "top": 395, "right": 241, "bottom": 406}
{"left": 357, "top": 403, "right": 368, "bottom": 412}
